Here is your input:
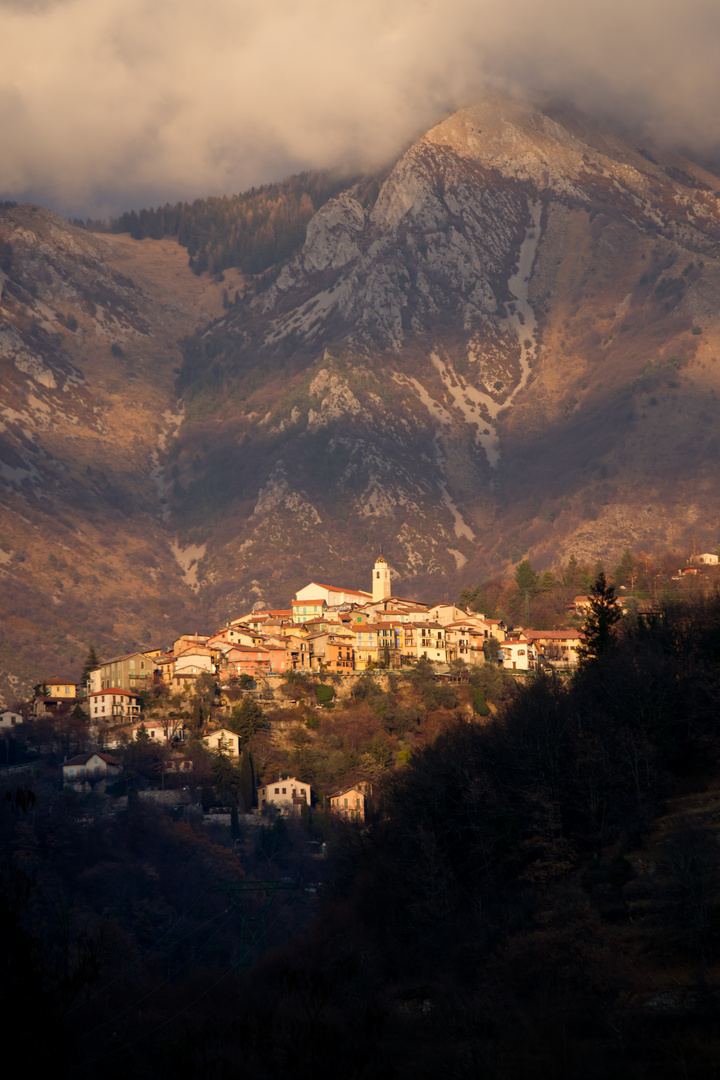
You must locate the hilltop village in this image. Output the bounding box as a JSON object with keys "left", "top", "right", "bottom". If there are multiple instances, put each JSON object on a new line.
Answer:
{"left": 32, "top": 556, "right": 586, "bottom": 720}
{"left": 0, "top": 555, "right": 592, "bottom": 809}
{"left": 7, "top": 551, "right": 720, "bottom": 813}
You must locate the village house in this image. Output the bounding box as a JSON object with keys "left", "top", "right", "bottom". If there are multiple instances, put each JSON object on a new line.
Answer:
{"left": 203, "top": 728, "right": 240, "bottom": 756}
{"left": 352, "top": 625, "right": 379, "bottom": 670}
{"left": 366, "top": 596, "right": 429, "bottom": 618}
{"left": 216, "top": 643, "right": 272, "bottom": 679}
{"left": 284, "top": 633, "right": 314, "bottom": 671}
{"left": 498, "top": 634, "right": 536, "bottom": 671}
{"left": 231, "top": 609, "right": 293, "bottom": 632}
{"left": 525, "top": 630, "right": 584, "bottom": 666}
{"left": 375, "top": 622, "right": 403, "bottom": 667}
{"left": 93, "top": 652, "right": 156, "bottom": 694}
{"left": 32, "top": 675, "right": 82, "bottom": 717}
{"left": 329, "top": 784, "right": 370, "bottom": 822}
{"left": 295, "top": 581, "right": 372, "bottom": 611}
{"left": 445, "top": 623, "right": 487, "bottom": 665}
{"left": 691, "top": 553, "right": 719, "bottom": 566}
{"left": 45, "top": 677, "right": 79, "bottom": 699}
{"left": 427, "top": 604, "right": 473, "bottom": 626}
{"left": 308, "top": 631, "right": 355, "bottom": 672}
{"left": 153, "top": 652, "right": 176, "bottom": 684}
{"left": 88, "top": 689, "right": 142, "bottom": 723}
{"left": 126, "top": 720, "right": 175, "bottom": 743}
{"left": 257, "top": 776, "right": 311, "bottom": 815}
{"left": 174, "top": 643, "right": 214, "bottom": 675}
{"left": 404, "top": 622, "right": 451, "bottom": 664}
{"left": 0, "top": 709, "right": 24, "bottom": 729}
{"left": 62, "top": 752, "right": 122, "bottom": 792}
{"left": 291, "top": 597, "right": 328, "bottom": 624}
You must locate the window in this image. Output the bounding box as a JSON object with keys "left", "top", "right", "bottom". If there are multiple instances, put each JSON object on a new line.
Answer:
{"left": 282, "top": 787, "right": 287, "bottom": 794}
{"left": 275, "top": 788, "right": 280, "bottom": 794}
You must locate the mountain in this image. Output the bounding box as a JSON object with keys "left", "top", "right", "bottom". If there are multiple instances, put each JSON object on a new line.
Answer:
{"left": 3, "top": 92, "right": 720, "bottom": 699}
{"left": 172, "top": 94, "right": 720, "bottom": 607}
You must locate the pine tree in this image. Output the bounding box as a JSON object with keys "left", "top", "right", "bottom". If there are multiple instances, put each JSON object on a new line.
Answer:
{"left": 230, "top": 698, "right": 266, "bottom": 743}
{"left": 614, "top": 548, "right": 637, "bottom": 590}
{"left": 578, "top": 572, "right": 623, "bottom": 662}
{"left": 81, "top": 645, "right": 99, "bottom": 686}
{"left": 515, "top": 560, "right": 539, "bottom": 596}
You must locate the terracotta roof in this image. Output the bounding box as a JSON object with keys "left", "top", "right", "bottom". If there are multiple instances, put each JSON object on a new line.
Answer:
{"left": 63, "top": 752, "right": 121, "bottom": 767}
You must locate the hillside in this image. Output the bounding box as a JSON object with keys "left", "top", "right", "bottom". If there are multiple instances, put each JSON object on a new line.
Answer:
{"left": 0, "top": 209, "right": 242, "bottom": 701}
{"left": 5, "top": 599, "right": 720, "bottom": 1077}
{"left": 4, "top": 92, "right": 720, "bottom": 698}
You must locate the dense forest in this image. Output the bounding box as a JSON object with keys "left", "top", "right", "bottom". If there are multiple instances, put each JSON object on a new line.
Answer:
{"left": 82, "top": 170, "right": 379, "bottom": 278}
{"left": 5, "top": 592, "right": 720, "bottom": 1077}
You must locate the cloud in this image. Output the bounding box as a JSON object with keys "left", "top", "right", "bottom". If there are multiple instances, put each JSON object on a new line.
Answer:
{"left": 1, "top": 0, "right": 719, "bottom": 217}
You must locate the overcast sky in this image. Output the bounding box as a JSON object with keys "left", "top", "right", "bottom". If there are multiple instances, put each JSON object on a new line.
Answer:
{"left": 2, "top": 0, "right": 720, "bottom": 218}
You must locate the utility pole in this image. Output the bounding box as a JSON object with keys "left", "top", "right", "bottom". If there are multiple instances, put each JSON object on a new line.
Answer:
{"left": 213, "top": 880, "right": 296, "bottom": 968}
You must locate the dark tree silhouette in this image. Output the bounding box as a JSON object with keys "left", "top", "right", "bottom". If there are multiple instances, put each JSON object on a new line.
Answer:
{"left": 578, "top": 572, "right": 623, "bottom": 661}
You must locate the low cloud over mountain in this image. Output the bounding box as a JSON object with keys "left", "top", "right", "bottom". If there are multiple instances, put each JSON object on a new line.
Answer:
{"left": 1, "top": 0, "right": 720, "bottom": 216}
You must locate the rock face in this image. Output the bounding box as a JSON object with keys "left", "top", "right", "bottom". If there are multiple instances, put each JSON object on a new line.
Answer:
{"left": 4, "top": 93, "right": 720, "bottom": 698}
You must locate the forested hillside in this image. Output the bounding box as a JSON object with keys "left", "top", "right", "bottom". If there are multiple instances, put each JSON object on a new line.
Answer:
{"left": 90, "top": 170, "right": 379, "bottom": 278}
{"left": 5, "top": 598, "right": 720, "bottom": 1077}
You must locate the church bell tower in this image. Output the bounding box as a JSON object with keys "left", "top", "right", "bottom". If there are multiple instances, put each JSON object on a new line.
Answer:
{"left": 373, "top": 555, "right": 391, "bottom": 603}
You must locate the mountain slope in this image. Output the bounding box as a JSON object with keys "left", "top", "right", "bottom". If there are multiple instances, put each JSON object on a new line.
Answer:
{"left": 171, "top": 93, "right": 720, "bottom": 611}
{"left": 0, "top": 208, "right": 242, "bottom": 701}
{"left": 4, "top": 93, "right": 720, "bottom": 699}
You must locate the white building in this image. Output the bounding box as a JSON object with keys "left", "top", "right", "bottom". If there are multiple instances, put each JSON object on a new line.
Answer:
{"left": 295, "top": 582, "right": 372, "bottom": 610}
{"left": 257, "top": 776, "right": 311, "bottom": 815}
{"left": 0, "top": 710, "right": 24, "bottom": 729}
{"left": 203, "top": 728, "right": 240, "bottom": 756}
{"left": 88, "top": 689, "right": 142, "bottom": 722}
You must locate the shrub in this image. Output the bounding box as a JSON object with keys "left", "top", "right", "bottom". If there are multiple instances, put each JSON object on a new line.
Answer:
{"left": 315, "top": 684, "right": 335, "bottom": 707}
